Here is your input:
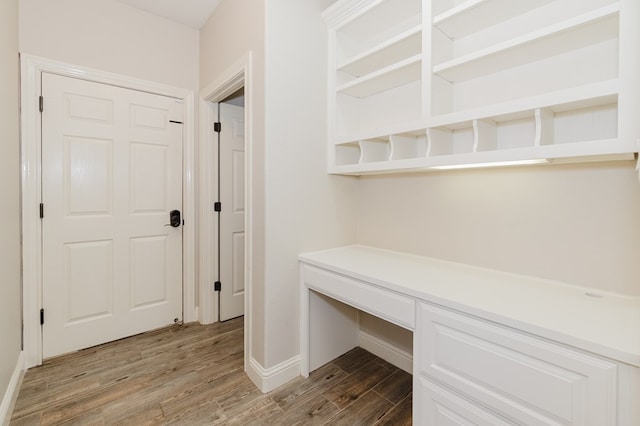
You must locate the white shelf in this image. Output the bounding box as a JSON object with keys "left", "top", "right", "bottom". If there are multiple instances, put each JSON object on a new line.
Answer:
{"left": 330, "top": 147, "right": 634, "bottom": 176}
{"left": 433, "top": 4, "right": 620, "bottom": 82}
{"left": 339, "top": 25, "right": 421, "bottom": 77}
{"left": 325, "top": 0, "right": 638, "bottom": 176}
{"left": 433, "top": 0, "right": 555, "bottom": 39}
{"left": 429, "top": 79, "right": 620, "bottom": 128}
{"left": 337, "top": 54, "right": 421, "bottom": 98}
{"left": 335, "top": 0, "right": 421, "bottom": 42}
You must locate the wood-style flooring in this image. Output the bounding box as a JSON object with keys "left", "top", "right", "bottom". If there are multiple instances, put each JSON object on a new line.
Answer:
{"left": 10, "top": 318, "right": 412, "bottom": 425}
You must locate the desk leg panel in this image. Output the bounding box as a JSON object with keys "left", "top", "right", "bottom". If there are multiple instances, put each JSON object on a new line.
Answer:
{"left": 307, "top": 289, "right": 359, "bottom": 373}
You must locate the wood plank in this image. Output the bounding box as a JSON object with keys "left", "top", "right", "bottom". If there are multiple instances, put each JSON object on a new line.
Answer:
{"left": 325, "top": 358, "right": 397, "bottom": 409}
{"left": 10, "top": 319, "right": 412, "bottom": 425}
{"left": 375, "top": 393, "right": 412, "bottom": 425}
{"left": 373, "top": 369, "right": 412, "bottom": 404}
{"left": 327, "top": 390, "right": 393, "bottom": 425}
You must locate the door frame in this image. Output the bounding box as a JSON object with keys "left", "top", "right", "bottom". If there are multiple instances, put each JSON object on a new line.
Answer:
{"left": 20, "top": 54, "right": 197, "bottom": 368}
{"left": 198, "top": 52, "right": 253, "bottom": 372}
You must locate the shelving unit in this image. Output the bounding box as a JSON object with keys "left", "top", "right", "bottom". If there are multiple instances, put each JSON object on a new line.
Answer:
{"left": 324, "top": 0, "right": 640, "bottom": 175}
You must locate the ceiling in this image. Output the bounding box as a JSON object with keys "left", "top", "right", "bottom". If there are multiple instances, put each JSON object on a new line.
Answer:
{"left": 116, "top": 0, "right": 221, "bottom": 29}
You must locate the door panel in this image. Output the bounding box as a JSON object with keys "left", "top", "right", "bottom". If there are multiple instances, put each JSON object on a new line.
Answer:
{"left": 66, "top": 240, "right": 113, "bottom": 322}
{"left": 42, "top": 73, "right": 183, "bottom": 358}
{"left": 219, "top": 102, "right": 245, "bottom": 321}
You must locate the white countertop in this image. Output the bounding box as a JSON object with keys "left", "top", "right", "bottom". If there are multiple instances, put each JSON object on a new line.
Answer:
{"left": 299, "top": 245, "right": 640, "bottom": 367}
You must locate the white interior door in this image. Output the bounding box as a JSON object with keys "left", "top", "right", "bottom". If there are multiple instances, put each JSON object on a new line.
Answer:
{"left": 219, "top": 102, "right": 245, "bottom": 321}
{"left": 41, "top": 73, "right": 184, "bottom": 358}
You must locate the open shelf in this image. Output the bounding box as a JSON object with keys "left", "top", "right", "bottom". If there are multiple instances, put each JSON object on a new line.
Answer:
{"left": 360, "top": 137, "right": 391, "bottom": 163}
{"left": 539, "top": 102, "right": 618, "bottom": 146}
{"left": 335, "top": 0, "right": 421, "bottom": 62}
{"left": 390, "top": 132, "right": 428, "bottom": 160}
{"left": 335, "top": 142, "right": 361, "bottom": 166}
{"left": 337, "top": 54, "right": 421, "bottom": 98}
{"left": 429, "top": 79, "right": 620, "bottom": 128}
{"left": 339, "top": 25, "right": 421, "bottom": 77}
{"left": 433, "top": 0, "right": 555, "bottom": 39}
{"left": 433, "top": 4, "right": 620, "bottom": 82}
{"left": 428, "top": 123, "right": 474, "bottom": 156}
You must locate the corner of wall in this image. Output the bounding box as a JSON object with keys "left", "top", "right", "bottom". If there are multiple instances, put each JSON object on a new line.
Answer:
{"left": 246, "top": 355, "right": 301, "bottom": 393}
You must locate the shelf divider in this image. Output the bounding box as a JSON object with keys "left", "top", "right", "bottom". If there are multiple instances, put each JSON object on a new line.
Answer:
{"left": 535, "top": 108, "right": 554, "bottom": 147}
{"left": 473, "top": 119, "right": 497, "bottom": 152}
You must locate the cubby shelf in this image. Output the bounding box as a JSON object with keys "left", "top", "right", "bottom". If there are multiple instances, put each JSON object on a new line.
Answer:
{"left": 324, "top": 0, "right": 639, "bottom": 176}
{"left": 331, "top": 85, "right": 628, "bottom": 174}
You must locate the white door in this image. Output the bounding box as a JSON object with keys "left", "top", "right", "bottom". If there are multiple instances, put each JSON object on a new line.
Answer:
{"left": 41, "top": 73, "right": 184, "bottom": 358}
{"left": 219, "top": 102, "right": 245, "bottom": 321}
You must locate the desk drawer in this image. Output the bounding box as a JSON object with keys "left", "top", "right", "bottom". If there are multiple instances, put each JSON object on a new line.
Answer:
{"left": 416, "top": 302, "right": 617, "bottom": 425}
{"left": 416, "top": 376, "right": 512, "bottom": 425}
{"left": 302, "top": 264, "right": 415, "bottom": 330}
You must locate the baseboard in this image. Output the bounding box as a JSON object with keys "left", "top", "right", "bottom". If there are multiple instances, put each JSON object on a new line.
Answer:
{"left": 359, "top": 330, "right": 413, "bottom": 374}
{"left": 0, "top": 351, "right": 25, "bottom": 426}
{"left": 246, "top": 355, "right": 301, "bottom": 393}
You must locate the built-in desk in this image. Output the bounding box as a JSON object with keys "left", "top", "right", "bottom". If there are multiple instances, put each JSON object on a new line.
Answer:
{"left": 299, "top": 245, "right": 640, "bottom": 425}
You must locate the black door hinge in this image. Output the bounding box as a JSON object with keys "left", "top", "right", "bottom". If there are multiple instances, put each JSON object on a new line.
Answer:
{"left": 40, "top": 308, "right": 44, "bottom": 325}
{"left": 214, "top": 281, "right": 222, "bottom": 292}
{"left": 214, "top": 122, "right": 221, "bottom": 133}
{"left": 39, "top": 203, "right": 44, "bottom": 219}
{"left": 214, "top": 202, "right": 221, "bottom": 212}
{"left": 39, "top": 95, "right": 44, "bottom": 112}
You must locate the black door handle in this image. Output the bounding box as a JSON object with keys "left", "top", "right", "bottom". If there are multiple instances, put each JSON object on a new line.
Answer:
{"left": 166, "top": 210, "right": 181, "bottom": 227}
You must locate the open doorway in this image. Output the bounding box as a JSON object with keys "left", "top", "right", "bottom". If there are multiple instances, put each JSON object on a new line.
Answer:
{"left": 216, "top": 89, "right": 245, "bottom": 322}
{"left": 199, "top": 53, "right": 253, "bottom": 373}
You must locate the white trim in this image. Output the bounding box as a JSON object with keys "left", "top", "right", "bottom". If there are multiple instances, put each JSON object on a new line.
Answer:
{"left": 0, "top": 352, "right": 25, "bottom": 425}
{"left": 247, "top": 356, "right": 301, "bottom": 393}
{"left": 199, "top": 52, "right": 254, "bottom": 376}
{"left": 358, "top": 330, "right": 413, "bottom": 374}
{"left": 20, "top": 54, "right": 197, "bottom": 367}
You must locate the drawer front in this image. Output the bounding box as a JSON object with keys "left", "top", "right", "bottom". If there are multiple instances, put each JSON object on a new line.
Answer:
{"left": 302, "top": 264, "right": 415, "bottom": 330}
{"left": 416, "top": 376, "right": 513, "bottom": 426}
{"left": 416, "top": 303, "right": 617, "bottom": 426}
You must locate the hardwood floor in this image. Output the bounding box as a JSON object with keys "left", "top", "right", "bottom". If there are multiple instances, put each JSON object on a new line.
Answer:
{"left": 10, "top": 318, "right": 412, "bottom": 425}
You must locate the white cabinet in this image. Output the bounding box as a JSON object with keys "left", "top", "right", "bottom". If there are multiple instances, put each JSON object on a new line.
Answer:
{"left": 417, "top": 377, "right": 515, "bottom": 425}
{"left": 323, "top": 0, "right": 640, "bottom": 174}
{"left": 416, "top": 303, "right": 618, "bottom": 425}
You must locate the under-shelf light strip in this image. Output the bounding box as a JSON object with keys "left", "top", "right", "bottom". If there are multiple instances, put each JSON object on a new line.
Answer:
{"left": 430, "top": 159, "right": 549, "bottom": 170}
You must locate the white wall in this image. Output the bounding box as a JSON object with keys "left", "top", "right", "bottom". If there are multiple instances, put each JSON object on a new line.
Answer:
{"left": 200, "top": 0, "right": 269, "bottom": 366}
{"left": 0, "top": 0, "right": 23, "bottom": 414}
{"left": 357, "top": 161, "right": 640, "bottom": 296}
{"left": 19, "top": 0, "right": 199, "bottom": 91}
{"left": 263, "top": 0, "right": 358, "bottom": 369}
{"left": 200, "top": 0, "right": 358, "bottom": 375}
